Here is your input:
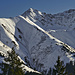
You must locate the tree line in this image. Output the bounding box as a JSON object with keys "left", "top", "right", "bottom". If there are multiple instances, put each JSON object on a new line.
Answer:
{"left": 0, "top": 48, "right": 75, "bottom": 75}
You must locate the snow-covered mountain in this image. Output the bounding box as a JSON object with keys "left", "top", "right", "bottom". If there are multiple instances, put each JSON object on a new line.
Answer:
{"left": 0, "top": 8, "right": 75, "bottom": 72}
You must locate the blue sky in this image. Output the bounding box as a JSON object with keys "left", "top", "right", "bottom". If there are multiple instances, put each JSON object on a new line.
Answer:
{"left": 0, "top": 0, "right": 75, "bottom": 17}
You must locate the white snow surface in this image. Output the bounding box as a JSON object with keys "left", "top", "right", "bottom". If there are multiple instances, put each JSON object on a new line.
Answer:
{"left": 0, "top": 8, "right": 75, "bottom": 72}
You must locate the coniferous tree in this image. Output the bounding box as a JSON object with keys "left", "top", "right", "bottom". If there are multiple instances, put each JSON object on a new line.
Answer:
{"left": 0, "top": 48, "right": 25, "bottom": 75}
{"left": 47, "top": 68, "right": 51, "bottom": 75}
{"left": 53, "top": 56, "right": 67, "bottom": 75}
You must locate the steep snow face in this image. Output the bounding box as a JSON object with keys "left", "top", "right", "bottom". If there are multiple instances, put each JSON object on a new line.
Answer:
{"left": 22, "top": 8, "right": 75, "bottom": 49}
{"left": 22, "top": 8, "right": 75, "bottom": 31}
{"left": 0, "top": 8, "right": 75, "bottom": 72}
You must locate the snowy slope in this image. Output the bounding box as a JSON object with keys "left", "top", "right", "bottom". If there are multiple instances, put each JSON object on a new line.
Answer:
{"left": 0, "top": 8, "right": 75, "bottom": 73}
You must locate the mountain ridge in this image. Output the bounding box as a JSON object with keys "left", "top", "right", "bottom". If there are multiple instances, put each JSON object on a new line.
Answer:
{"left": 0, "top": 8, "right": 75, "bottom": 73}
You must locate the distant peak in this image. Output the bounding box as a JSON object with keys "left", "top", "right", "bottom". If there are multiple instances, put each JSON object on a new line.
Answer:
{"left": 22, "top": 8, "right": 42, "bottom": 17}
{"left": 22, "top": 8, "right": 37, "bottom": 15}
{"left": 22, "top": 8, "right": 34, "bottom": 17}
{"left": 64, "top": 9, "right": 75, "bottom": 13}
{"left": 28, "top": 8, "right": 34, "bottom": 12}
{"left": 27, "top": 8, "right": 39, "bottom": 13}
{"left": 26, "top": 8, "right": 34, "bottom": 13}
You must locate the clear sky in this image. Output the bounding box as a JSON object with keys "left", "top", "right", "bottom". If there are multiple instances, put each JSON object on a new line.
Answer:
{"left": 0, "top": 0, "right": 75, "bottom": 17}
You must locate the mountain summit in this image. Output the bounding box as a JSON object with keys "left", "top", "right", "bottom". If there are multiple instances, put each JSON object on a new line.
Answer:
{"left": 0, "top": 8, "right": 75, "bottom": 73}
{"left": 22, "top": 8, "right": 42, "bottom": 18}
